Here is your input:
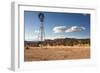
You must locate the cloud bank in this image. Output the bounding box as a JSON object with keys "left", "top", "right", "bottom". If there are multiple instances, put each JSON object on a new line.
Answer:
{"left": 53, "top": 26, "right": 67, "bottom": 33}
{"left": 53, "top": 25, "right": 85, "bottom": 33}
{"left": 65, "top": 26, "right": 85, "bottom": 33}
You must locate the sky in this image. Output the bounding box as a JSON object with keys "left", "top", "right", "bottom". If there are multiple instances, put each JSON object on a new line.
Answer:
{"left": 24, "top": 11, "right": 90, "bottom": 41}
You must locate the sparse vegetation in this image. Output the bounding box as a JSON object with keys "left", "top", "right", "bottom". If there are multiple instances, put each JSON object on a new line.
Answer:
{"left": 24, "top": 38, "right": 90, "bottom": 61}
{"left": 25, "top": 38, "right": 90, "bottom": 47}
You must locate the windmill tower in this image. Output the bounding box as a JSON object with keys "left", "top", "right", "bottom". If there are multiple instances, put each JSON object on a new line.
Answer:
{"left": 38, "top": 12, "right": 45, "bottom": 48}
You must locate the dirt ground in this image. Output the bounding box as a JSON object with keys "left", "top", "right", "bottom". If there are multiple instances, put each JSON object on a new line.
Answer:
{"left": 24, "top": 46, "right": 90, "bottom": 61}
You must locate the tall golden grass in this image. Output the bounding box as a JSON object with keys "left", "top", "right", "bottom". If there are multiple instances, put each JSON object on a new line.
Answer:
{"left": 24, "top": 45, "right": 90, "bottom": 61}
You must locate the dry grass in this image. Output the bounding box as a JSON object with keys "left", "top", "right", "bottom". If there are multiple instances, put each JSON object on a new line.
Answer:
{"left": 24, "top": 45, "right": 90, "bottom": 61}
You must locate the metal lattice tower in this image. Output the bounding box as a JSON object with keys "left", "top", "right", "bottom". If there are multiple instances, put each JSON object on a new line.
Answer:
{"left": 38, "top": 12, "right": 45, "bottom": 48}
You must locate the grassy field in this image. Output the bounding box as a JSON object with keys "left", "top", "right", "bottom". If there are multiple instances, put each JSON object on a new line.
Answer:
{"left": 24, "top": 45, "right": 90, "bottom": 61}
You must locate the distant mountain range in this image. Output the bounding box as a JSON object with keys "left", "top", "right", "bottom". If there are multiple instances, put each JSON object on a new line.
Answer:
{"left": 25, "top": 38, "right": 90, "bottom": 47}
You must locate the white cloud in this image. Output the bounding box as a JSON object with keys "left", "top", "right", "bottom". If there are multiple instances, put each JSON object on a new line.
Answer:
{"left": 53, "top": 25, "right": 85, "bottom": 33}
{"left": 46, "top": 35, "right": 66, "bottom": 40}
{"left": 65, "top": 26, "right": 85, "bottom": 33}
{"left": 53, "top": 26, "right": 67, "bottom": 33}
{"left": 34, "top": 30, "right": 39, "bottom": 34}
{"left": 25, "top": 35, "right": 39, "bottom": 41}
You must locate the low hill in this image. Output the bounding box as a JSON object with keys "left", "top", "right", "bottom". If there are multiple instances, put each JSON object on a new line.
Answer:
{"left": 25, "top": 38, "right": 90, "bottom": 47}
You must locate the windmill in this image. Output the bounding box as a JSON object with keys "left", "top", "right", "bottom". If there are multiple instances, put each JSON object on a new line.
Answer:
{"left": 38, "top": 12, "right": 45, "bottom": 48}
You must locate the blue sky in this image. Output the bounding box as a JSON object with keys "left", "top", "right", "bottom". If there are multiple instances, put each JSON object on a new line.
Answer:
{"left": 24, "top": 11, "right": 90, "bottom": 41}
